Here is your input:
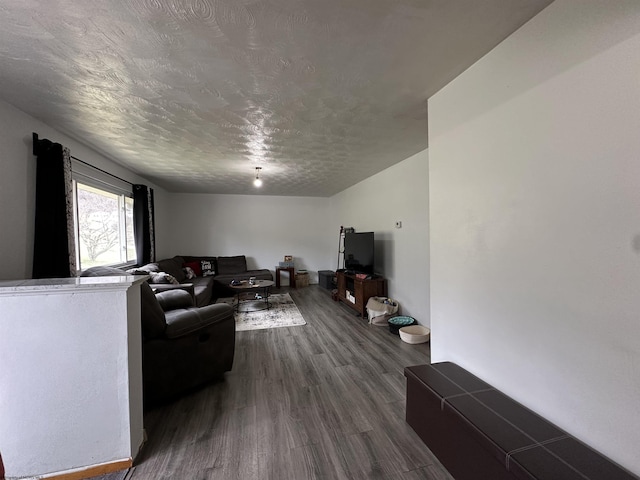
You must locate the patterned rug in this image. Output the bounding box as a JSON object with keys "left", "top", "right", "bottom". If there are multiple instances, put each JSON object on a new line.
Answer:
{"left": 216, "top": 293, "right": 306, "bottom": 331}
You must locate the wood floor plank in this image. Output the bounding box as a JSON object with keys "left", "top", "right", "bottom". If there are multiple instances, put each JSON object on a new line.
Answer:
{"left": 128, "top": 285, "right": 453, "bottom": 480}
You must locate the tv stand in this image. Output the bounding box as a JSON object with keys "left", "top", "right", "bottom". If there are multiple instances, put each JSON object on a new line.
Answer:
{"left": 336, "top": 271, "right": 386, "bottom": 318}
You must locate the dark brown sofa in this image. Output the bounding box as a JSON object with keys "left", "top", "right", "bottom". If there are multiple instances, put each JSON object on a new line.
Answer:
{"left": 132, "top": 255, "right": 273, "bottom": 306}
{"left": 81, "top": 266, "right": 236, "bottom": 405}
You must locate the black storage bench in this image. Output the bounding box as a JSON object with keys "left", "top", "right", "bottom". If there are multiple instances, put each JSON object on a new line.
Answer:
{"left": 404, "top": 362, "right": 637, "bottom": 480}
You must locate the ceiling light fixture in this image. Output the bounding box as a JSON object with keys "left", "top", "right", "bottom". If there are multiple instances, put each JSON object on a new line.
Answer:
{"left": 253, "top": 166, "right": 263, "bottom": 187}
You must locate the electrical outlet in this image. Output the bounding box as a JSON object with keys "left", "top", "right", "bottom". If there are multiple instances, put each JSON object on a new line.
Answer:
{"left": 395, "top": 221, "right": 402, "bottom": 229}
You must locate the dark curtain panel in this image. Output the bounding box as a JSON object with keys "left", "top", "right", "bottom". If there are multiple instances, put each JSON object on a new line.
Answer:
{"left": 32, "top": 140, "right": 76, "bottom": 278}
{"left": 133, "top": 184, "right": 156, "bottom": 265}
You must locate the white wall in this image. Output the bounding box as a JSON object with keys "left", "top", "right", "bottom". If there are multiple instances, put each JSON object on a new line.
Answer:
{"left": 429, "top": 0, "right": 640, "bottom": 474}
{"left": 165, "top": 194, "right": 334, "bottom": 284}
{"left": 0, "top": 277, "right": 145, "bottom": 478}
{"left": 330, "top": 149, "right": 430, "bottom": 324}
{"left": 0, "top": 98, "right": 170, "bottom": 281}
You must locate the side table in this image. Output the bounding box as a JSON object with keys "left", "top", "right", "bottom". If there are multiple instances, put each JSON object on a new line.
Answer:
{"left": 275, "top": 267, "right": 296, "bottom": 288}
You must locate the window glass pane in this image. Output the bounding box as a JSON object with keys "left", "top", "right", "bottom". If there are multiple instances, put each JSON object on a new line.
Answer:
{"left": 125, "top": 196, "right": 136, "bottom": 262}
{"left": 76, "top": 183, "right": 129, "bottom": 269}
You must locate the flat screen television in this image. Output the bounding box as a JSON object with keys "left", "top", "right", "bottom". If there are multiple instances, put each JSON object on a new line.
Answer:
{"left": 344, "top": 232, "right": 374, "bottom": 275}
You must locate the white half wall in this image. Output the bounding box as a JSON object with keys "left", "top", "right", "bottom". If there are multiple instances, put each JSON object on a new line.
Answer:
{"left": 165, "top": 194, "right": 334, "bottom": 284}
{"left": 0, "top": 276, "right": 145, "bottom": 479}
{"left": 0, "top": 98, "right": 170, "bottom": 280}
{"left": 429, "top": 0, "right": 640, "bottom": 475}
{"left": 330, "top": 149, "right": 430, "bottom": 324}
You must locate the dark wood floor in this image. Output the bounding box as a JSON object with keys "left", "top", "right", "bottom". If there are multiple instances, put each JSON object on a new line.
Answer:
{"left": 124, "top": 285, "right": 453, "bottom": 480}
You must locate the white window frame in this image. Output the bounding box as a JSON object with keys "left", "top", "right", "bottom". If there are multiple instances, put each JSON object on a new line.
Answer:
{"left": 71, "top": 161, "right": 137, "bottom": 272}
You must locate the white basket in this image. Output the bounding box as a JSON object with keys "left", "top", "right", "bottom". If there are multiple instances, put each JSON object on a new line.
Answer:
{"left": 399, "top": 325, "right": 430, "bottom": 344}
{"left": 366, "top": 296, "right": 399, "bottom": 324}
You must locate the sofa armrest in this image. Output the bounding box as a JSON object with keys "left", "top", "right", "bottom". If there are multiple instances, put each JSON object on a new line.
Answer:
{"left": 156, "top": 289, "right": 194, "bottom": 311}
{"left": 151, "top": 283, "right": 195, "bottom": 301}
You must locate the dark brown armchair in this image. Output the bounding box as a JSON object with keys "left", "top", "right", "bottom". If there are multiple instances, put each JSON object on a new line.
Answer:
{"left": 81, "top": 266, "right": 235, "bottom": 404}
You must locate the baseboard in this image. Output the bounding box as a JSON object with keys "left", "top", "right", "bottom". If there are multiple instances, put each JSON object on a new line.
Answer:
{"left": 40, "top": 458, "right": 132, "bottom": 480}
{"left": 134, "top": 429, "right": 148, "bottom": 464}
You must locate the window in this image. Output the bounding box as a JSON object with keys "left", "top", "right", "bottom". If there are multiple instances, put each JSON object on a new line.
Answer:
{"left": 74, "top": 181, "right": 136, "bottom": 270}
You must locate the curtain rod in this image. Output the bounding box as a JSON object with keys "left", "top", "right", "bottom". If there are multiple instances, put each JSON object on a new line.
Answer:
{"left": 70, "top": 155, "right": 134, "bottom": 187}
{"left": 33, "top": 132, "right": 134, "bottom": 186}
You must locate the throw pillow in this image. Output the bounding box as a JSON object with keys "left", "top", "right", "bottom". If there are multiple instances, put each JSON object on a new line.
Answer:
{"left": 183, "top": 261, "right": 202, "bottom": 277}
{"left": 201, "top": 260, "right": 216, "bottom": 277}
{"left": 183, "top": 266, "right": 196, "bottom": 280}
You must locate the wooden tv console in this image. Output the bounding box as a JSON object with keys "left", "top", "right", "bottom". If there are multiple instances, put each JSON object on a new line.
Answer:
{"left": 336, "top": 271, "right": 386, "bottom": 317}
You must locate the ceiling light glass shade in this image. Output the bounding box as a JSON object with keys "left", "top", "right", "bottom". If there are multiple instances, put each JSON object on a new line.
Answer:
{"left": 253, "top": 166, "right": 263, "bottom": 187}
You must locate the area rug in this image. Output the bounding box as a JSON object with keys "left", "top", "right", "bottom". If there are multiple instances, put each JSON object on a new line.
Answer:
{"left": 216, "top": 293, "right": 306, "bottom": 332}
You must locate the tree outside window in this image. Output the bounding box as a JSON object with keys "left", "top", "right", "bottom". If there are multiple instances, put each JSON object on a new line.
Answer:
{"left": 75, "top": 182, "right": 136, "bottom": 269}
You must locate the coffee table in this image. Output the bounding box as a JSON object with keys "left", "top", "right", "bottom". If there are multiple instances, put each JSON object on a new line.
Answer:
{"left": 228, "top": 279, "right": 275, "bottom": 313}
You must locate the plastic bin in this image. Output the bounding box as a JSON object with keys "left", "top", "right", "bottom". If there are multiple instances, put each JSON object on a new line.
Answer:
{"left": 318, "top": 270, "right": 335, "bottom": 290}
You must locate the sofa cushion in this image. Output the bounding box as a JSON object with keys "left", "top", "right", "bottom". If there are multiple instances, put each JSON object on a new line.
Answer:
{"left": 164, "top": 302, "right": 234, "bottom": 339}
{"left": 217, "top": 255, "right": 247, "bottom": 275}
{"left": 214, "top": 269, "right": 272, "bottom": 284}
{"left": 191, "top": 276, "right": 215, "bottom": 307}
{"left": 157, "top": 256, "right": 186, "bottom": 283}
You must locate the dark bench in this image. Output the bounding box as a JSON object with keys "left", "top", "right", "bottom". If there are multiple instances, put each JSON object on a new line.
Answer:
{"left": 404, "top": 362, "right": 638, "bottom": 480}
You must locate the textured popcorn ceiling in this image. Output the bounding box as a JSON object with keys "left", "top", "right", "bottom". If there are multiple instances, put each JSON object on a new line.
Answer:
{"left": 0, "top": 0, "right": 552, "bottom": 196}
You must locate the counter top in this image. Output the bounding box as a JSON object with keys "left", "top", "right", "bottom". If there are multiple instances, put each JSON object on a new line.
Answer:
{"left": 0, "top": 275, "right": 148, "bottom": 295}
